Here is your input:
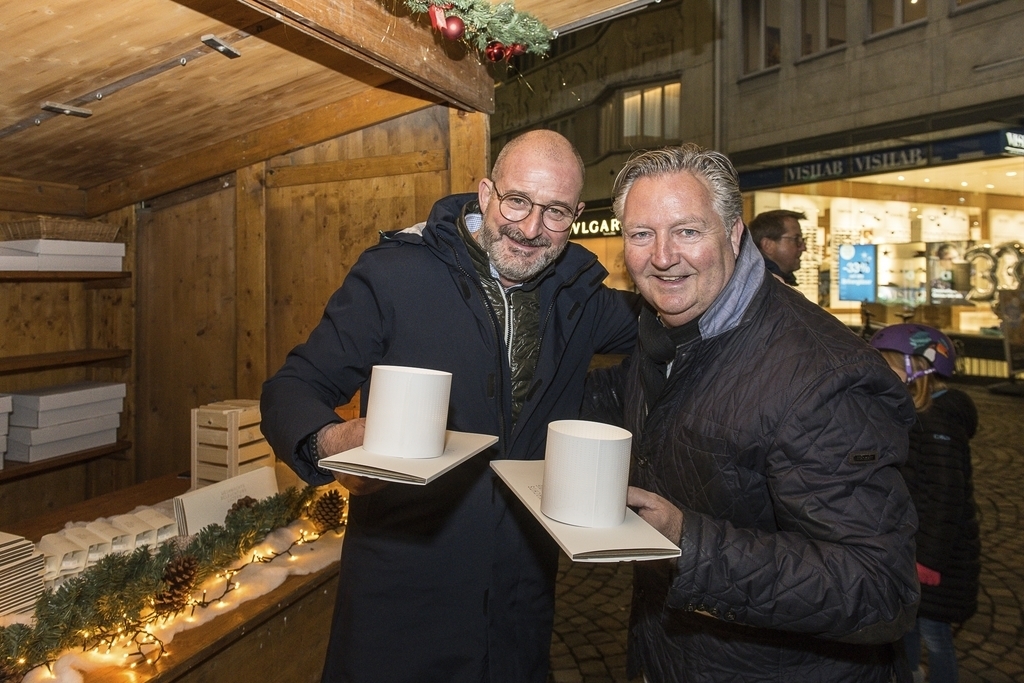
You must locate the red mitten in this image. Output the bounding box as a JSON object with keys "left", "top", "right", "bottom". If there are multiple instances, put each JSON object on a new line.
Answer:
{"left": 917, "top": 562, "right": 942, "bottom": 586}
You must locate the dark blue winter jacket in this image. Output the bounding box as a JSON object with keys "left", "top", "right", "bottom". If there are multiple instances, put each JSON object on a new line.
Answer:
{"left": 260, "top": 193, "right": 638, "bottom": 682}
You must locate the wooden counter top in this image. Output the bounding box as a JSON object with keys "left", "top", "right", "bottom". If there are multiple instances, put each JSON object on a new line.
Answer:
{"left": 91, "top": 562, "right": 338, "bottom": 683}
{"left": 7, "top": 474, "right": 190, "bottom": 542}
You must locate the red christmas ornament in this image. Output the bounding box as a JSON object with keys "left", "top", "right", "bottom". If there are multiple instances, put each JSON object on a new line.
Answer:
{"left": 507, "top": 43, "right": 526, "bottom": 58}
{"left": 485, "top": 41, "right": 506, "bottom": 62}
{"left": 441, "top": 15, "right": 465, "bottom": 41}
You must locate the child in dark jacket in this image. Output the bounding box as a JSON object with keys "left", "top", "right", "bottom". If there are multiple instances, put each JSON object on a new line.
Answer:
{"left": 870, "top": 324, "right": 981, "bottom": 683}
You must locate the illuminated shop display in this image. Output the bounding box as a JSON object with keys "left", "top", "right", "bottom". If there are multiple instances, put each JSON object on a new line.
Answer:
{"left": 739, "top": 128, "right": 1024, "bottom": 341}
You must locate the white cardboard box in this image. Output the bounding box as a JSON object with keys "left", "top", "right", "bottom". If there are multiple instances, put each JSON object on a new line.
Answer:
{"left": 109, "top": 514, "right": 157, "bottom": 549}
{"left": 9, "top": 413, "right": 120, "bottom": 446}
{"left": 59, "top": 527, "right": 111, "bottom": 565}
{"left": 35, "top": 254, "right": 122, "bottom": 271}
{"left": 0, "top": 414, "right": 8, "bottom": 436}
{"left": 0, "top": 241, "right": 124, "bottom": 273}
{"left": 85, "top": 520, "right": 133, "bottom": 554}
{"left": 9, "top": 397, "right": 123, "bottom": 428}
{"left": 0, "top": 240, "right": 125, "bottom": 256}
{"left": 38, "top": 533, "right": 86, "bottom": 575}
{"left": 4, "top": 428, "right": 117, "bottom": 462}
{"left": 10, "top": 381, "right": 126, "bottom": 412}
{"left": 0, "top": 395, "right": 12, "bottom": 413}
{"left": 0, "top": 254, "right": 38, "bottom": 271}
{"left": 133, "top": 508, "right": 177, "bottom": 543}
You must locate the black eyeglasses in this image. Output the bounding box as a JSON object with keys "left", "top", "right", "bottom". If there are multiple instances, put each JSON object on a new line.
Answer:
{"left": 490, "top": 181, "right": 580, "bottom": 233}
{"left": 778, "top": 235, "right": 806, "bottom": 247}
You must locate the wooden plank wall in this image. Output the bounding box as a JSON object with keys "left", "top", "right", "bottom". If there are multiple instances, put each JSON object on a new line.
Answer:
{"left": 134, "top": 186, "right": 238, "bottom": 483}
{"left": 265, "top": 105, "right": 449, "bottom": 369}
{"left": 132, "top": 105, "right": 488, "bottom": 482}
{"left": 84, "top": 205, "right": 137, "bottom": 495}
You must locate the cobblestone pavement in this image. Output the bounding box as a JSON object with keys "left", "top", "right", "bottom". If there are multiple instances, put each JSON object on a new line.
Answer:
{"left": 548, "top": 382, "right": 1024, "bottom": 683}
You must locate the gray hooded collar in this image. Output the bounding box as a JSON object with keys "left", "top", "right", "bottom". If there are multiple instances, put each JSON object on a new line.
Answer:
{"left": 697, "top": 230, "right": 766, "bottom": 340}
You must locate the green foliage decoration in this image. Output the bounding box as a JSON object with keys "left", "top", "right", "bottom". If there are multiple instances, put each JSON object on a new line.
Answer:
{"left": 404, "top": 0, "right": 553, "bottom": 56}
{"left": 0, "top": 485, "right": 319, "bottom": 682}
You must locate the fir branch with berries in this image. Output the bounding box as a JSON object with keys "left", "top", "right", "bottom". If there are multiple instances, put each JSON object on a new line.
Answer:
{"left": 0, "top": 485, "right": 344, "bottom": 682}
{"left": 403, "top": 0, "right": 553, "bottom": 61}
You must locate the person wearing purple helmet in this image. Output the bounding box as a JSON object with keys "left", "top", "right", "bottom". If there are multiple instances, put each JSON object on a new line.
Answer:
{"left": 870, "top": 324, "right": 980, "bottom": 683}
{"left": 869, "top": 324, "right": 956, "bottom": 410}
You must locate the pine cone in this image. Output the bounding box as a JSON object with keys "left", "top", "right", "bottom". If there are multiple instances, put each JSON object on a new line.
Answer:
{"left": 228, "top": 495, "right": 258, "bottom": 516}
{"left": 154, "top": 555, "right": 199, "bottom": 614}
{"left": 309, "top": 490, "right": 347, "bottom": 532}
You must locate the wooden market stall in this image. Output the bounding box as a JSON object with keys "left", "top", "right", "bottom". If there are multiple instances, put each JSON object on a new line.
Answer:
{"left": 0, "top": 0, "right": 642, "bottom": 526}
{"left": 1, "top": 1, "right": 652, "bottom": 680}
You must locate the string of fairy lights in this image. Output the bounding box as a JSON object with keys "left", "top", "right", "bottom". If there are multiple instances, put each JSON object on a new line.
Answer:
{"left": 0, "top": 487, "right": 346, "bottom": 682}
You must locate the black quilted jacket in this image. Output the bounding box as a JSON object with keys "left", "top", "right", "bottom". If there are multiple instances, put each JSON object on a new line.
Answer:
{"left": 585, "top": 235, "right": 920, "bottom": 683}
{"left": 902, "top": 388, "right": 980, "bottom": 624}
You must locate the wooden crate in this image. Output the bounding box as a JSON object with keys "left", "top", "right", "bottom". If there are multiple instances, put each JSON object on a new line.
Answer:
{"left": 190, "top": 399, "right": 274, "bottom": 489}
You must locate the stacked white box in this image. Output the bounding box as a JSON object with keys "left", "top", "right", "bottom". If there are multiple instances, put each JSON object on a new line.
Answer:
{"left": 0, "top": 394, "right": 10, "bottom": 469}
{"left": 0, "top": 239, "right": 124, "bottom": 272}
{"left": 6, "top": 382, "right": 125, "bottom": 462}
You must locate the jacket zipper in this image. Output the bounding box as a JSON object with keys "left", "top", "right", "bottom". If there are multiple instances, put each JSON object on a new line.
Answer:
{"left": 497, "top": 285, "right": 517, "bottom": 368}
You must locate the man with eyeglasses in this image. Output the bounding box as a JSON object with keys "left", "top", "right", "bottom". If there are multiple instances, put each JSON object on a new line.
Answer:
{"left": 261, "top": 130, "right": 638, "bottom": 683}
{"left": 748, "top": 209, "right": 807, "bottom": 286}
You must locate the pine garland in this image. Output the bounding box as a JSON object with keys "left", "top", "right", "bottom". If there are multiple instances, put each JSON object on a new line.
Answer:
{"left": 403, "top": 0, "right": 553, "bottom": 56}
{"left": 0, "top": 485, "right": 321, "bottom": 682}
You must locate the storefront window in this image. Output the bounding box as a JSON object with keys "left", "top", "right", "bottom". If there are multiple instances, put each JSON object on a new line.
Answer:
{"left": 742, "top": 150, "right": 1024, "bottom": 333}
{"left": 801, "top": 0, "right": 846, "bottom": 55}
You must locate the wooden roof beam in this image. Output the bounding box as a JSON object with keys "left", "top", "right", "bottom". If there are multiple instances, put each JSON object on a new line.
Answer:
{"left": 232, "top": 0, "right": 494, "bottom": 114}
{"left": 0, "top": 176, "right": 87, "bottom": 216}
{"left": 85, "top": 82, "right": 438, "bottom": 217}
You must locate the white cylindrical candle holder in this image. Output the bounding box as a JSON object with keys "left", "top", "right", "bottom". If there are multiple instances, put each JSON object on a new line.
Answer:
{"left": 540, "top": 420, "right": 632, "bottom": 528}
{"left": 362, "top": 365, "right": 452, "bottom": 459}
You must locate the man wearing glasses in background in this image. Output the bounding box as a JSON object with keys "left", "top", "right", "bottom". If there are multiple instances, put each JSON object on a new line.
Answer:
{"left": 261, "top": 130, "right": 638, "bottom": 683}
{"left": 748, "top": 209, "right": 807, "bottom": 286}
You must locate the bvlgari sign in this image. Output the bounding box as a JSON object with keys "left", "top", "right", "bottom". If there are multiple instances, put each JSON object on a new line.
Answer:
{"left": 570, "top": 206, "right": 621, "bottom": 239}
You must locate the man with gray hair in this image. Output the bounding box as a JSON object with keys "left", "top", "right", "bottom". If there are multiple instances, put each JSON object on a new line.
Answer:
{"left": 585, "top": 144, "right": 919, "bottom": 682}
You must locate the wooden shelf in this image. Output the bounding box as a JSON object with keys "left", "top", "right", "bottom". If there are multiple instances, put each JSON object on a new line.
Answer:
{"left": 0, "top": 271, "right": 131, "bottom": 289}
{"left": 0, "top": 440, "right": 131, "bottom": 484}
{"left": 0, "top": 349, "right": 132, "bottom": 375}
